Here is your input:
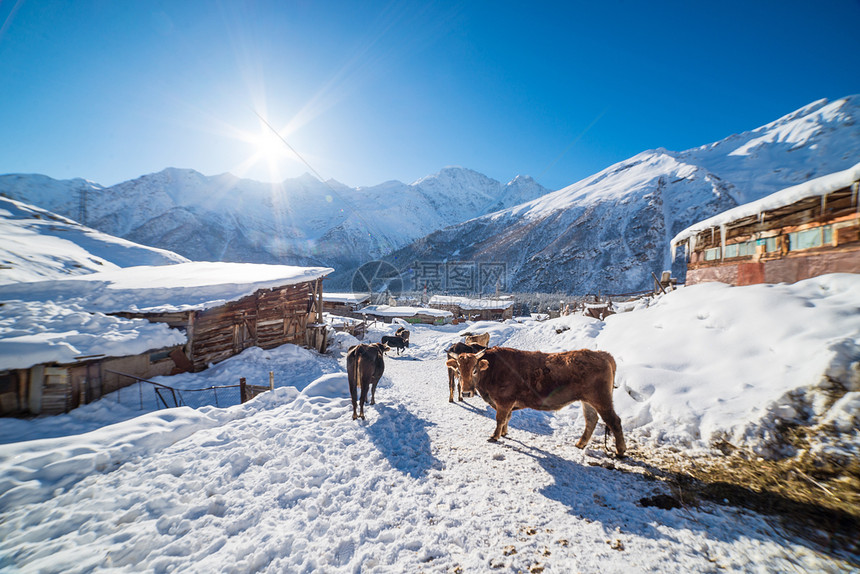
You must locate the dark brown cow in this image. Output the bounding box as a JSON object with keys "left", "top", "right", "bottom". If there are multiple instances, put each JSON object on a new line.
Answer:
{"left": 447, "top": 346, "right": 626, "bottom": 456}
{"left": 346, "top": 343, "right": 388, "bottom": 420}
{"left": 445, "top": 341, "right": 486, "bottom": 402}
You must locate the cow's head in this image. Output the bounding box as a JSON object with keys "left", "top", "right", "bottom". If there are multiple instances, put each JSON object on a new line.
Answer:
{"left": 373, "top": 342, "right": 390, "bottom": 355}
{"left": 445, "top": 350, "right": 489, "bottom": 396}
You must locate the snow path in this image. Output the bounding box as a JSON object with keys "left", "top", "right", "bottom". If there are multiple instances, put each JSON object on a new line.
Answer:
{"left": 1, "top": 323, "right": 844, "bottom": 573}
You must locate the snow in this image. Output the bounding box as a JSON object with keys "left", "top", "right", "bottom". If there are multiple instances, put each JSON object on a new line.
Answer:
{"left": 671, "top": 161, "right": 860, "bottom": 250}
{"left": 1, "top": 274, "right": 858, "bottom": 571}
{"left": 0, "top": 262, "right": 334, "bottom": 314}
{"left": 322, "top": 292, "right": 370, "bottom": 304}
{"left": 0, "top": 300, "right": 187, "bottom": 371}
{"left": 428, "top": 294, "right": 515, "bottom": 310}
{"left": 0, "top": 196, "right": 189, "bottom": 285}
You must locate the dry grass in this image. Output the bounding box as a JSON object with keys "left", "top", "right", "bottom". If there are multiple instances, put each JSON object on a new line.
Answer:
{"left": 613, "top": 433, "right": 860, "bottom": 561}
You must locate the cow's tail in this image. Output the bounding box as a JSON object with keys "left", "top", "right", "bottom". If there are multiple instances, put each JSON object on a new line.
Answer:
{"left": 354, "top": 350, "right": 363, "bottom": 389}
{"left": 607, "top": 353, "right": 618, "bottom": 390}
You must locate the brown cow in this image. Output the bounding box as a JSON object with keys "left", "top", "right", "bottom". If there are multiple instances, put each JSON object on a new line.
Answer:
{"left": 463, "top": 332, "right": 490, "bottom": 348}
{"left": 395, "top": 326, "right": 410, "bottom": 344}
{"left": 447, "top": 346, "right": 626, "bottom": 456}
{"left": 346, "top": 343, "right": 388, "bottom": 420}
{"left": 445, "top": 341, "right": 487, "bottom": 402}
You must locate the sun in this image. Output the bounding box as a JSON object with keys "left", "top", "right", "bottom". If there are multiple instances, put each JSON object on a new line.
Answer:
{"left": 251, "top": 126, "right": 289, "bottom": 164}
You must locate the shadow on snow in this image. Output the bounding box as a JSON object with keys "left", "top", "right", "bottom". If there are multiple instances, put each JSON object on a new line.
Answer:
{"left": 453, "top": 399, "right": 555, "bottom": 436}
{"left": 495, "top": 438, "right": 855, "bottom": 561}
{"left": 365, "top": 403, "right": 440, "bottom": 479}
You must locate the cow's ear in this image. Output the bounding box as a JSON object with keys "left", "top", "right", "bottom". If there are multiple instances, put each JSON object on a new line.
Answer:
{"left": 445, "top": 358, "right": 458, "bottom": 368}
{"left": 478, "top": 359, "right": 489, "bottom": 371}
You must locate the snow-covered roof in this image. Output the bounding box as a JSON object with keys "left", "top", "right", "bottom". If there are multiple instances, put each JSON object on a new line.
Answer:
{"left": 0, "top": 262, "right": 334, "bottom": 314}
{"left": 671, "top": 161, "right": 860, "bottom": 249}
{"left": 428, "top": 295, "right": 514, "bottom": 310}
{"left": 322, "top": 292, "right": 370, "bottom": 304}
{"left": 357, "top": 305, "right": 453, "bottom": 318}
{"left": 0, "top": 300, "right": 187, "bottom": 371}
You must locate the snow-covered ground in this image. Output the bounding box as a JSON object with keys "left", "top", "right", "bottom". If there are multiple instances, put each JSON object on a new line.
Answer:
{"left": 1, "top": 275, "right": 858, "bottom": 572}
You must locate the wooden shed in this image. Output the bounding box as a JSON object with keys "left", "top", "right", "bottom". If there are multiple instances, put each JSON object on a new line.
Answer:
{"left": 671, "top": 163, "right": 860, "bottom": 286}
{"left": 0, "top": 262, "right": 333, "bottom": 416}
{"left": 0, "top": 344, "right": 187, "bottom": 416}
{"left": 428, "top": 295, "right": 514, "bottom": 321}
{"left": 322, "top": 292, "right": 371, "bottom": 315}
{"left": 357, "top": 304, "right": 453, "bottom": 325}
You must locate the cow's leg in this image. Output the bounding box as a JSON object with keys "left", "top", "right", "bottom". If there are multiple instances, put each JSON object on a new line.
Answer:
{"left": 575, "top": 402, "right": 599, "bottom": 449}
{"left": 490, "top": 404, "right": 513, "bottom": 442}
{"left": 370, "top": 378, "right": 378, "bottom": 405}
{"left": 596, "top": 407, "right": 626, "bottom": 457}
{"left": 350, "top": 383, "right": 359, "bottom": 420}
{"left": 447, "top": 368, "right": 456, "bottom": 403}
{"left": 359, "top": 383, "right": 369, "bottom": 419}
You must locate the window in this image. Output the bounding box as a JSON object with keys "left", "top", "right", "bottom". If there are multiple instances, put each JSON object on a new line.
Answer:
{"left": 789, "top": 225, "right": 833, "bottom": 251}
{"left": 704, "top": 247, "right": 721, "bottom": 261}
{"left": 722, "top": 240, "right": 756, "bottom": 259}
{"left": 764, "top": 237, "right": 779, "bottom": 252}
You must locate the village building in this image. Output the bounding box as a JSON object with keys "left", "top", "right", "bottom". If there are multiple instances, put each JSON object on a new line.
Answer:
{"left": 427, "top": 295, "right": 514, "bottom": 321}
{"left": 0, "top": 262, "right": 332, "bottom": 416}
{"left": 357, "top": 304, "right": 453, "bottom": 325}
{"left": 322, "top": 292, "right": 371, "bottom": 315}
{"left": 670, "top": 162, "right": 860, "bottom": 286}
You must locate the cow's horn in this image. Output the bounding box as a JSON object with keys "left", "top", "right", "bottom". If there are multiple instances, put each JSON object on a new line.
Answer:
{"left": 475, "top": 349, "right": 485, "bottom": 359}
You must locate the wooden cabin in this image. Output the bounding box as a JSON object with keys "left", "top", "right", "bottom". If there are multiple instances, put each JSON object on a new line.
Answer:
{"left": 428, "top": 295, "right": 514, "bottom": 321}
{"left": 671, "top": 163, "right": 860, "bottom": 286}
{"left": 357, "top": 304, "right": 453, "bottom": 325}
{"left": 0, "top": 262, "right": 333, "bottom": 416}
{"left": 322, "top": 292, "right": 371, "bottom": 315}
{"left": 0, "top": 344, "right": 187, "bottom": 416}
{"left": 115, "top": 279, "right": 328, "bottom": 372}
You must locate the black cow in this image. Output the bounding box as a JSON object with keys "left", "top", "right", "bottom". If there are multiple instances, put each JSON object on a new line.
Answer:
{"left": 444, "top": 341, "right": 486, "bottom": 402}
{"left": 346, "top": 343, "right": 388, "bottom": 419}
{"left": 381, "top": 334, "right": 408, "bottom": 355}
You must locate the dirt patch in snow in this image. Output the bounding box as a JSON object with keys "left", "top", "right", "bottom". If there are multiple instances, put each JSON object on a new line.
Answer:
{"left": 611, "top": 437, "right": 860, "bottom": 562}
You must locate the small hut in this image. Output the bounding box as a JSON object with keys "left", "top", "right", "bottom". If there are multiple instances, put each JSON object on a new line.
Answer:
{"left": 428, "top": 295, "right": 514, "bottom": 321}
{"left": 322, "top": 292, "right": 371, "bottom": 315}
{"left": 0, "top": 262, "right": 333, "bottom": 416}
{"left": 671, "top": 163, "right": 860, "bottom": 286}
{"left": 357, "top": 304, "right": 453, "bottom": 325}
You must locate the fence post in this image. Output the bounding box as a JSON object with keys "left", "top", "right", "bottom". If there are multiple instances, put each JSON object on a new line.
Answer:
{"left": 240, "top": 377, "right": 247, "bottom": 403}
{"left": 269, "top": 371, "right": 274, "bottom": 391}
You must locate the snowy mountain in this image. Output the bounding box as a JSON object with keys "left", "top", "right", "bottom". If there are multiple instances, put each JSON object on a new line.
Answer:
{"left": 0, "top": 196, "right": 189, "bottom": 284}
{"left": 387, "top": 96, "right": 860, "bottom": 294}
{"left": 0, "top": 167, "right": 550, "bottom": 286}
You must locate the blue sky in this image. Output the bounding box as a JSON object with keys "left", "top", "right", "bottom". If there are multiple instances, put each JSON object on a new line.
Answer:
{"left": 1, "top": 1, "right": 859, "bottom": 191}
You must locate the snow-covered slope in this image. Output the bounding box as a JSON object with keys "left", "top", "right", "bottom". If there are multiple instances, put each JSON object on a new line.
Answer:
{"left": 388, "top": 95, "right": 860, "bottom": 294}
{"left": 1, "top": 274, "right": 858, "bottom": 571}
{"left": 0, "top": 167, "right": 549, "bottom": 286}
{"left": 0, "top": 196, "right": 189, "bottom": 284}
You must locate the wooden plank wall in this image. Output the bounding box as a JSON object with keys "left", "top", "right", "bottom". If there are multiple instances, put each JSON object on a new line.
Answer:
{"left": 189, "top": 281, "right": 314, "bottom": 371}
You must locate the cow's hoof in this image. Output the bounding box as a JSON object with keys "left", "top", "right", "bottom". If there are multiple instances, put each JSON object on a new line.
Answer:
{"left": 448, "top": 398, "right": 454, "bottom": 403}
{"left": 352, "top": 414, "right": 358, "bottom": 420}
{"left": 488, "top": 437, "right": 499, "bottom": 443}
